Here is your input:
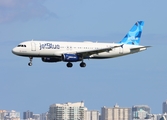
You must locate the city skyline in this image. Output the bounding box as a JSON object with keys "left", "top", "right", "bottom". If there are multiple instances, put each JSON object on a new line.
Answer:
{"left": 1, "top": 0, "right": 167, "bottom": 115}
{"left": 2, "top": 100, "right": 167, "bottom": 118}
{"left": 1, "top": 101, "right": 167, "bottom": 120}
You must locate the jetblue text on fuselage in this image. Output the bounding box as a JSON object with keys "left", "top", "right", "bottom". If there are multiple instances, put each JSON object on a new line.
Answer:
{"left": 40, "top": 43, "right": 60, "bottom": 50}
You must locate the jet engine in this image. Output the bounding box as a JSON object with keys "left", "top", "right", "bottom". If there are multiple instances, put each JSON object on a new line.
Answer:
{"left": 62, "top": 54, "right": 82, "bottom": 62}
{"left": 41, "top": 57, "right": 61, "bottom": 62}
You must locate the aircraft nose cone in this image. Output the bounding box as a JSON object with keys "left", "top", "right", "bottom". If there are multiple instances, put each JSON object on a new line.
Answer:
{"left": 12, "top": 47, "right": 18, "bottom": 55}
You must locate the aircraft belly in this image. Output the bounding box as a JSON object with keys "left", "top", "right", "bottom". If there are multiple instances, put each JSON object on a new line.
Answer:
{"left": 39, "top": 50, "right": 56, "bottom": 57}
{"left": 18, "top": 50, "right": 55, "bottom": 57}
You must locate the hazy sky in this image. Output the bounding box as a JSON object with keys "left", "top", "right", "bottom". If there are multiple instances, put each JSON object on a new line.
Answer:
{"left": 1, "top": 0, "right": 167, "bottom": 116}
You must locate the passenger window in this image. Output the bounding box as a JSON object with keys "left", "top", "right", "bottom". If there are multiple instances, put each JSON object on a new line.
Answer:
{"left": 24, "top": 45, "right": 26, "bottom": 47}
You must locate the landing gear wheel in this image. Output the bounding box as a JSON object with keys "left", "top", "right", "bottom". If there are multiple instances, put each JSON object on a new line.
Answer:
{"left": 67, "top": 62, "right": 73, "bottom": 68}
{"left": 28, "top": 57, "right": 33, "bottom": 66}
{"left": 80, "top": 62, "right": 86, "bottom": 67}
{"left": 28, "top": 62, "right": 32, "bottom": 66}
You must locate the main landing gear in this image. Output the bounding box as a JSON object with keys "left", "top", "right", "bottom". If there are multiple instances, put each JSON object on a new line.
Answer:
{"left": 67, "top": 62, "right": 73, "bottom": 68}
{"left": 66, "top": 62, "right": 86, "bottom": 68}
{"left": 80, "top": 62, "right": 86, "bottom": 67}
{"left": 28, "top": 57, "right": 33, "bottom": 66}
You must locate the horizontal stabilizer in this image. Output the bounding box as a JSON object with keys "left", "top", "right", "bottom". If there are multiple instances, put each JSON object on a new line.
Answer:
{"left": 130, "top": 46, "right": 151, "bottom": 53}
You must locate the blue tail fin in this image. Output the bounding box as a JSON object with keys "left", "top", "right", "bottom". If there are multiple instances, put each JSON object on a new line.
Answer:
{"left": 119, "top": 21, "right": 144, "bottom": 45}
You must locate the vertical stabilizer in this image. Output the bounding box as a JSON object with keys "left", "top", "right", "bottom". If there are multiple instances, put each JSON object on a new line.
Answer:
{"left": 119, "top": 21, "right": 144, "bottom": 45}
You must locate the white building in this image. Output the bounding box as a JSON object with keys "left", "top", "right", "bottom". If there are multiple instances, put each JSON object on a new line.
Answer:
{"left": 0, "top": 110, "right": 20, "bottom": 120}
{"left": 132, "top": 105, "right": 151, "bottom": 119}
{"left": 84, "top": 110, "right": 99, "bottom": 120}
{"left": 48, "top": 101, "right": 87, "bottom": 120}
{"left": 144, "top": 113, "right": 167, "bottom": 120}
{"left": 101, "top": 104, "right": 131, "bottom": 120}
{"left": 132, "top": 109, "right": 148, "bottom": 119}
{"left": 160, "top": 113, "right": 167, "bottom": 120}
{"left": 33, "top": 114, "right": 40, "bottom": 120}
{"left": 40, "top": 112, "right": 48, "bottom": 120}
{"left": 0, "top": 110, "right": 7, "bottom": 120}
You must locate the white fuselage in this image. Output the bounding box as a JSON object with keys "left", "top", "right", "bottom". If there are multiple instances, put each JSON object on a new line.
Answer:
{"left": 12, "top": 40, "right": 146, "bottom": 59}
{"left": 12, "top": 21, "right": 149, "bottom": 67}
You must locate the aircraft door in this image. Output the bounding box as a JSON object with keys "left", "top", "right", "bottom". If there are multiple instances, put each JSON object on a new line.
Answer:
{"left": 31, "top": 42, "right": 36, "bottom": 51}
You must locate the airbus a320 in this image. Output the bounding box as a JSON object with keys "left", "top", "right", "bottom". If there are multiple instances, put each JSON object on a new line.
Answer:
{"left": 12, "top": 21, "right": 150, "bottom": 68}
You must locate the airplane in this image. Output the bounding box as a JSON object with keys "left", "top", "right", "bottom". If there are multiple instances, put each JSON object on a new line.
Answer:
{"left": 12, "top": 21, "right": 150, "bottom": 68}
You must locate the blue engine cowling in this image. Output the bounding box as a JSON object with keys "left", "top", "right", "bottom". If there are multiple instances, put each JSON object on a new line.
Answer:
{"left": 62, "top": 54, "right": 82, "bottom": 62}
{"left": 41, "top": 57, "right": 61, "bottom": 62}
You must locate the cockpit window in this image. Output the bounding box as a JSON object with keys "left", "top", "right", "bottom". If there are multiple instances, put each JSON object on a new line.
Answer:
{"left": 17, "top": 44, "right": 26, "bottom": 47}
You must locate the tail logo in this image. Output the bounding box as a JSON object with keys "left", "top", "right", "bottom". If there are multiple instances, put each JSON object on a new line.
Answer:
{"left": 128, "top": 36, "right": 139, "bottom": 41}
{"left": 119, "top": 21, "right": 144, "bottom": 45}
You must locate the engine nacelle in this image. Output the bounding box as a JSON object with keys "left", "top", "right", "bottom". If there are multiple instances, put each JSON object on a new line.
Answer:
{"left": 41, "top": 57, "right": 61, "bottom": 62}
{"left": 62, "top": 54, "right": 82, "bottom": 62}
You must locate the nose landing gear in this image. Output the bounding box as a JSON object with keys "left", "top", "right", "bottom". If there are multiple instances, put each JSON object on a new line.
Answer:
{"left": 80, "top": 56, "right": 86, "bottom": 68}
{"left": 28, "top": 57, "right": 33, "bottom": 66}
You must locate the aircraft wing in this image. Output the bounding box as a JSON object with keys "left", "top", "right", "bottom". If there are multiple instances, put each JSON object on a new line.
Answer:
{"left": 75, "top": 45, "right": 123, "bottom": 58}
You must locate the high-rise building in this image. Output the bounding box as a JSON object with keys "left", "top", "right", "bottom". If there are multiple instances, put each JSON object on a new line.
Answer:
{"left": 132, "top": 105, "right": 150, "bottom": 119}
{"left": 47, "top": 101, "right": 87, "bottom": 120}
{"left": 101, "top": 104, "right": 131, "bottom": 120}
{"left": 23, "top": 110, "right": 33, "bottom": 119}
{"left": 84, "top": 110, "right": 99, "bottom": 120}
{"left": 163, "top": 101, "right": 167, "bottom": 114}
